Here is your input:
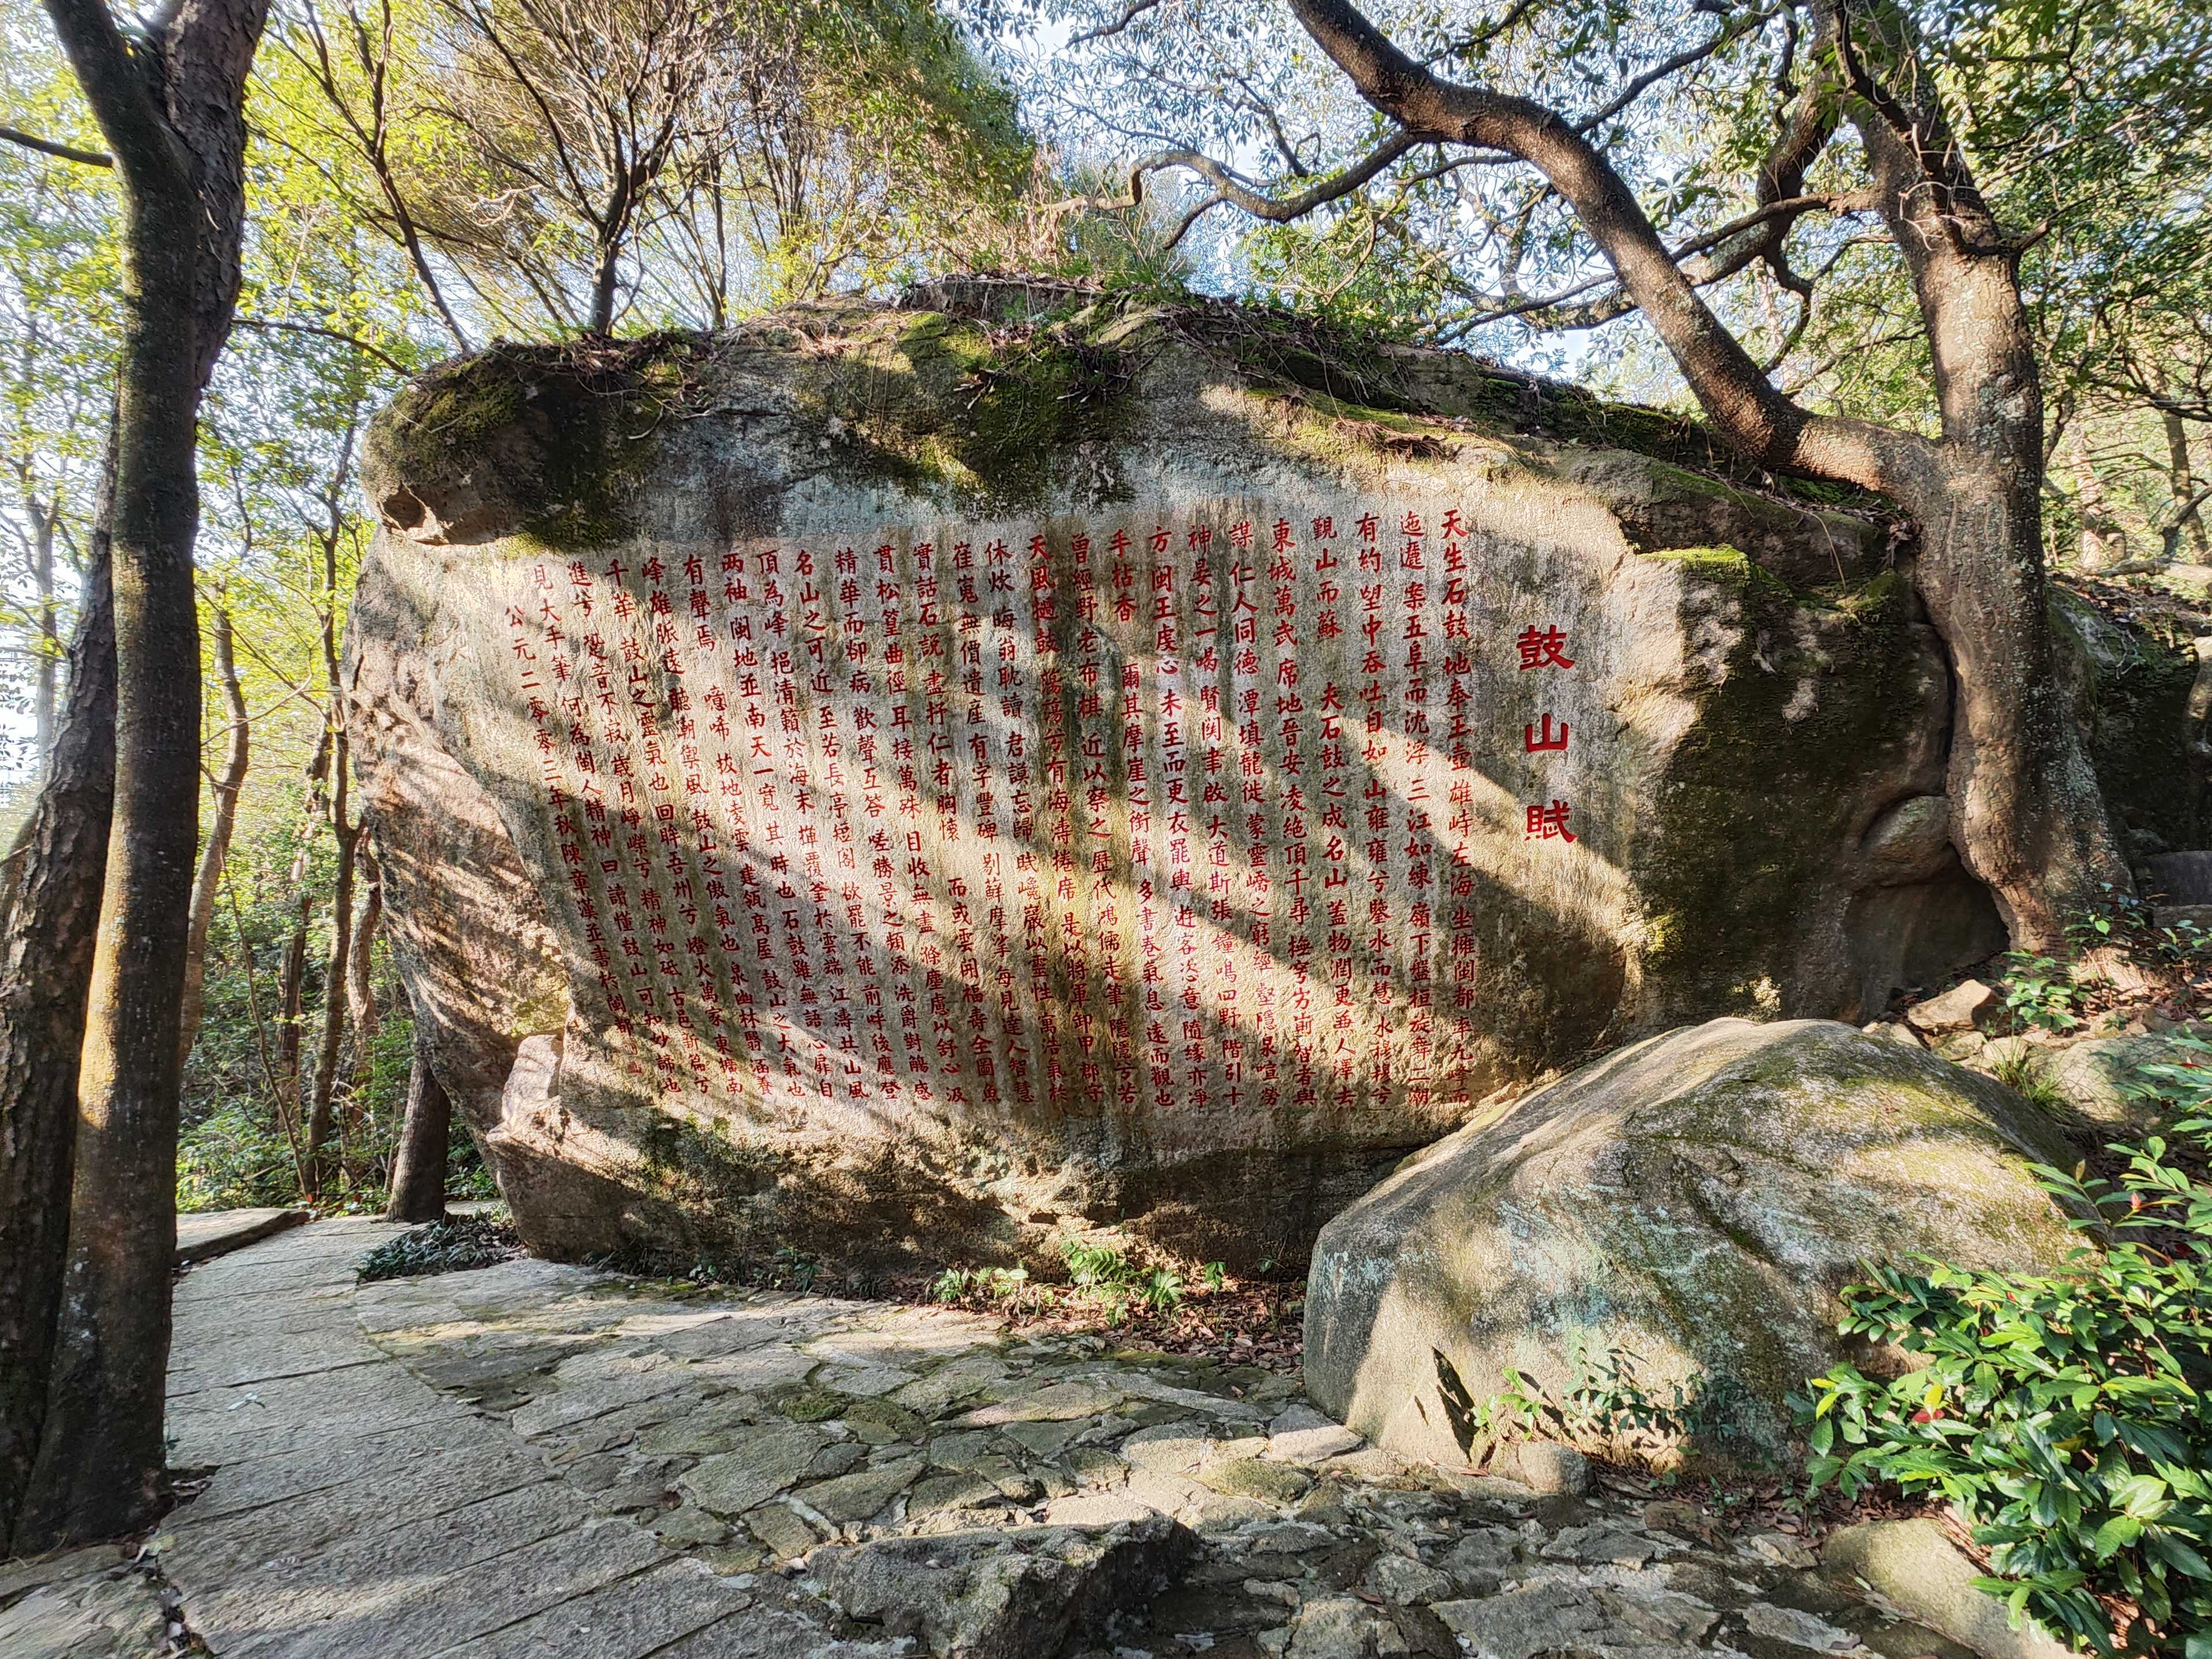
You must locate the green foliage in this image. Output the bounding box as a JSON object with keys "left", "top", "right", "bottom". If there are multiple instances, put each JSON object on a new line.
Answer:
{"left": 355, "top": 1212, "right": 522, "bottom": 1282}
{"left": 931, "top": 1264, "right": 1049, "bottom": 1312}
{"left": 1201, "top": 1261, "right": 1227, "bottom": 1292}
{"left": 1060, "top": 1237, "right": 1135, "bottom": 1289}
{"left": 1794, "top": 1039, "right": 2212, "bottom": 1654}
{"left": 2000, "top": 953, "right": 2086, "bottom": 1035}
{"left": 2072, "top": 886, "right": 2212, "bottom": 976}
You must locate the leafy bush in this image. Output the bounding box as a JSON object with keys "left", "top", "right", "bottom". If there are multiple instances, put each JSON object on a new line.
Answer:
{"left": 356, "top": 1212, "right": 521, "bottom": 1282}
{"left": 2071, "top": 885, "right": 2212, "bottom": 973}
{"left": 1061, "top": 1238, "right": 1135, "bottom": 1289}
{"left": 1795, "top": 1036, "right": 2212, "bottom": 1656}
{"left": 1999, "top": 952, "right": 2085, "bottom": 1035}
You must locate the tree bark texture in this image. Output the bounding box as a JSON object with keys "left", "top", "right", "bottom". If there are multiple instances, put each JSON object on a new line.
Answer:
{"left": 384, "top": 1017, "right": 450, "bottom": 1224}
{"left": 305, "top": 818, "right": 357, "bottom": 1194}
{"left": 0, "top": 533, "right": 115, "bottom": 1552}
{"left": 178, "top": 600, "right": 248, "bottom": 1069}
{"left": 16, "top": 0, "right": 271, "bottom": 1550}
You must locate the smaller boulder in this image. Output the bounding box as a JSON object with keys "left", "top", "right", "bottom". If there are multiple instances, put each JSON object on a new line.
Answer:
{"left": 1904, "top": 979, "right": 1997, "bottom": 1034}
{"left": 1824, "top": 1518, "right": 2071, "bottom": 1659}
{"left": 2044, "top": 1032, "right": 2202, "bottom": 1133}
{"left": 1303, "top": 1019, "right": 2081, "bottom": 1463}
{"left": 815, "top": 1515, "right": 1197, "bottom": 1658}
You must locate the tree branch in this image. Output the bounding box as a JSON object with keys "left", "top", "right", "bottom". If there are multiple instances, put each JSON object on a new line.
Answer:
{"left": 37, "top": 0, "right": 191, "bottom": 196}
{"left": 230, "top": 316, "right": 409, "bottom": 374}
{"left": 1280, "top": 0, "right": 1922, "bottom": 491}
{"left": 0, "top": 124, "right": 113, "bottom": 167}
{"left": 1045, "top": 129, "right": 1427, "bottom": 246}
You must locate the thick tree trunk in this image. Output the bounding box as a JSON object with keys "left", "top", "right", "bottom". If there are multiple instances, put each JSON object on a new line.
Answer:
{"left": 1281, "top": 0, "right": 2132, "bottom": 945}
{"left": 178, "top": 600, "right": 248, "bottom": 1068}
{"left": 0, "top": 518, "right": 115, "bottom": 1552}
{"left": 1900, "top": 455, "right": 2126, "bottom": 945}
{"left": 14, "top": 170, "right": 204, "bottom": 1553}
{"left": 18, "top": 0, "right": 272, "bottom": 1551}
{"left": 384, "top": 1019, "right": 451, "bottom": 1224}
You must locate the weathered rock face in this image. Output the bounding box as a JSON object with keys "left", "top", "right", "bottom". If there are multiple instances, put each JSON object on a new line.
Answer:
{"left": 1302, "top": 1018, "right": 2082, "bottom": 1460}
{"left": 350, "top": 287, "right": 2007, "bottom": 1269}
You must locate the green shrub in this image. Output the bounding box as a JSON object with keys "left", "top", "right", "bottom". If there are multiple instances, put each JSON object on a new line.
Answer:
{"left": 1999, "top": 952, "right": 2085, "bottom": 1035}
{"left": 1061, "top": 1237, "right": 1136, "bottom": 1289}
{"left": 1794, "top": 1037, "right": 2212, "bottom": 1656}
{"left": 357, "top": 1213, "right": 521, "bottom": 1282}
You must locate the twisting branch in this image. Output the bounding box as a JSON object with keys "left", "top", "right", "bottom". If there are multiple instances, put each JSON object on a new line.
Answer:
{"left": 1045, "top": 129, "right": 1427, "bottom": 249}
{"left": 1277, "top": 0, "right": 1919, "bottom": 490}
{"left": 231, "top": 316, "right": 408, "bottom": 374}
{"left": 1068, "top": 0, "right": 1168, "bottom": 47}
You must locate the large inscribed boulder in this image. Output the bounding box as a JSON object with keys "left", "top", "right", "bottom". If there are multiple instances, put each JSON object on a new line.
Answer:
{"left": 348, "top": 285, "right": 2005, "bottom": 1268}
{"left": 1302, "top": 1018, "right": 2083, "bottom": 1459}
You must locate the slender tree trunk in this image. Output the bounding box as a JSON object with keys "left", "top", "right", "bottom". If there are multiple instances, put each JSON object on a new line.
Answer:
{"left": 2069, "top": 428, "right": 2123, "bottom": 571}
{"left": 347, "top": 849, "right": 380, "bottom": 1071}
{"left": 384, "top": 1016, "right": 449, "bottom": 1224}
{"left": 2166, "top": 410, "right": 2206, "bottom": 558}
{"left": 31, "top": 501, "right": 59, "bottom": 770}
{"left": 0, "top": 474, "right": 115, "bottom": 1551}
{"left": 305, "top": 821, "right": 357, "bottom": 1194}
{"left": 276, "top": 878, "right": 309, "bottom": 1098}
{"left": 178, "top": 600, "right": 248, "bottom": 1069}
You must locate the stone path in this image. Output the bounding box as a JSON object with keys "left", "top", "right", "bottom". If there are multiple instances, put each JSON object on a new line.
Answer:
{"left": 173, "top": 1208, "right": 309, "bottom": 1267}
{"left": 3, "top": 1217, "right": 2031, "bottom": 1658}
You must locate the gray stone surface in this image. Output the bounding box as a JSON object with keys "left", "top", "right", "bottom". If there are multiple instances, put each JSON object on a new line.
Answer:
{"left": 123, "top": 1214, "right": 2048, "bottom": 1659}
{"left": 819, "top": 1515, "right": 1197, "bottom": 1657}
{"left": 1825, "top": 1518, "right": 2072, "bottom": 1659}
{"left": 0, "top": 1545, "right": 173, "bottom": 1659}
{"left": 175, "top": 1205, "right": 310, "bottom": 1265}
{"left": 1304, "top": 1018, "right": 2082, "bottom": 1462}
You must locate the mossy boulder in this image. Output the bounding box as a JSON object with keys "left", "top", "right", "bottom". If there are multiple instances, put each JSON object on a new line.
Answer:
{"left": 1302, "top": 1018, "right": 2082, "bottom": 1460}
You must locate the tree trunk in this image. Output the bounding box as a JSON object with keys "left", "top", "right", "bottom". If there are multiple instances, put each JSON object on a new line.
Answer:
{"left": 2166, "top": 410, "right": 2206, "bottom": 558}
{"left": 31, "top": 498, "right": 59, "bottom": 771}
{"left": 276, "top": 877, "right": 309, "bottom": 1097}
{"left": 2069, "top": 428, "right": 2124, "bottom": 571}
{"left": 305, "top": 821, "right": 357, "bottom": 1194}
{"left": 347, "top": 848, "right": 380, "bottom": 1077}
{"left": 1900, "top": 456, "right": 2125, "bottom": 946}
{"left": 0, "top": 484, "right": 116, "bottom": 1552}
{"left": 18, "top": 0, "right": 272, "bottom": 1550}
{"left": 384, "top": 1018, "right": 450, "bottom": 1224}
{"left": 178, "top": 599, "right": 248, "bottom": 1069}
{"left": 14, "top": 161, "right": 204, "bottom": 1556}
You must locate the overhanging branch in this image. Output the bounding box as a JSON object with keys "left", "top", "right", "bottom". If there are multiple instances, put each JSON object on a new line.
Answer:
{"left": 0, "top": 123, "right": 112, "bottom": 167}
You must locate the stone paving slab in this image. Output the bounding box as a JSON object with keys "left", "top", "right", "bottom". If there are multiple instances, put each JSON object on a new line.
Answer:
{"left": 175, "top": 1207, "right": 310, "bottom": 1266}
{"left": 0, "top": 1544, "right": 172, "bottom": 1659}
{"left": 137, "top": 1219, "right": 2015, "bottom": 1659}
